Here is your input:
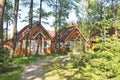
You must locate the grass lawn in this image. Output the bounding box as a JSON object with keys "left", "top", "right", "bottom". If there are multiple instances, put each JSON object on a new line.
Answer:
{"left": 0, "top": 54, "right": 47, "bottom": 80}
{"left": 42, "top": 55, "right": 90, "bottom": 80}
{"left": 0, "top": 52, "right": 66, "bottom": 80}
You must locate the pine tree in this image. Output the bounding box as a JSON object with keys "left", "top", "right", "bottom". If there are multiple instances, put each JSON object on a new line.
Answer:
{"left": 36, "top": 0, "right": 43, "bottom": 55}
{"left": 9, "top": 0, "right": 19, "bottom": 62}
{"left": 3, "top": 0, "right": 13, "bottom": 41}
{"left": 0, "top": 0, "right": 6, "bottom": 50}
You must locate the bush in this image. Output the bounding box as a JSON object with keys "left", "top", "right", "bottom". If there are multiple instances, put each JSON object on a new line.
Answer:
{"left": 68, "top": 53, "right": 87, "bottom": 68}
{"left": 0, "top": 49, "right": 9, "bottom": 63}
{"left": 96, "top": 51, "right": 114, "bottom": 60}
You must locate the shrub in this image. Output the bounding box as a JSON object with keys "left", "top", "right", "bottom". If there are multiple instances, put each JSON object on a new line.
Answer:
{"left": 96, "top": 51, "right": 114, "bottom": 60}
{"left": 0, "top": 49, "right": 9, "bottom": 63}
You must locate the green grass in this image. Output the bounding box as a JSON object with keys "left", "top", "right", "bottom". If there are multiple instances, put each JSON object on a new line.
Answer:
{"left": 0, "top": 65, "right": 23, "bottom": 80}
{"left": 0, "top": 53, "right": 66, "bottom": 80}
{"left": 42, "top": 56, "right": 90, "bottom": 80}
{"left": 0, "top": 55, "right": 47, "bottom": 80}
{"left": 13, "top": 55, "right": 46, "bottom": 64}
{"left": 0, "top": 52, "right": 66, "bottom": 80}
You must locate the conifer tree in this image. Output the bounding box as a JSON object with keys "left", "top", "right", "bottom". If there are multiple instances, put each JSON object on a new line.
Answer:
{"left": 9, "top": 0, "right": 19, "bottom": 62}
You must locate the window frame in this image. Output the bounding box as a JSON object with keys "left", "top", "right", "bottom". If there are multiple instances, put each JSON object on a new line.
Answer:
{"left": 44, "top": 40, "right": 50, "bottom": 49}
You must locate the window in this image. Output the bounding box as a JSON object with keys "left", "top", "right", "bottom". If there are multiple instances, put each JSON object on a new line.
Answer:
{"left": 66, "top": 41, "right": 74, "bottom": 48}
{"left": 66, "top": 42, "right": 70, "bottom": 48}
{"left": 44, "top": 40, "right": 50, "bottom": 48}
{"left": 44, "top": 41, "right": 47, "bottom": 48}
{"left": 65, "top": 41, "right": 74, "bottom": 51}
{"left": 57, "top": 43, "right": 63, "bottom": 49}
{"left": 16, "top": 42, "right": 20, "bottom": 49}
{"left": 23, "top": 40, "right": 26, "bottom": 49}
{"left": 23, "top": 40, "right": 31, "bottom": 49}
{"left": 31, "top": 40, "right": 37, "bottom": 49}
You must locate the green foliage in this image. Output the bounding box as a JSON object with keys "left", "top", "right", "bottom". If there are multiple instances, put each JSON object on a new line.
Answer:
{"left": 46, "top": 0, "right": 73, "bottom": 28}
{"left": 68, "top": 53, "right": 86, "bottom": 67}
{"left": 3, "top": 0, "right": 13, "bottom": 22}
{"left": 0, "top": 49, "right": 9, "bottom": 63}
{"left": 96, "top": 51, "right": 113, "bottom": 60}
{"left": 69, "top": 36, "right": 120, "bottom": 79}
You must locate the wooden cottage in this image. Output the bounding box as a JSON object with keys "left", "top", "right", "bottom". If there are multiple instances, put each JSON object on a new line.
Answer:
{"left": 5, "top": 23, "right": 88, "bottom": 55}
{"left": 6, "top": 22, "right": 53, "bottom": 55}
{"left": 52, "top": 26, "right": 86, "bottom": 52}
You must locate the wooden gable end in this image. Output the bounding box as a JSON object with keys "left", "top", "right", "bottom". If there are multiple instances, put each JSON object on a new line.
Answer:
{"left": 20, "top": 22, "right": 52, "bottom": 41}
{"left": 38, "top": 25, "right": 52, "bottom": 40}
{"left": 56, "top": 26, "right": 83, "bottom": 42}
{"left": 66, "top": 29, "right": 80, "bottom": 41}
{"left": 21, "top": 24, "right": 39, "bottom": 40}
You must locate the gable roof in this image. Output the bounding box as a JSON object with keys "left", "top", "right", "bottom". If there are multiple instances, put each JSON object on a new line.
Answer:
{"left": 32, "top": 31, "right": 45, "bottom": 39}
{"left": 55, "top": 26, "right": 87, "bottom": 42}
{"left": 58, "top": 26, "right": 76, "bottom": 42}
{"left": 17, "top": 22, "right": 52, "bottom": 40}
{"left": 38, "top": 23, "right": 53, "bottom": 39}
{"left": 17, "top": 22, "right": 37, "bottom": 40}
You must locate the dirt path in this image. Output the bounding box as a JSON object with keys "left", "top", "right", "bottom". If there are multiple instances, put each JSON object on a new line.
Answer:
{"left": 20, "top": 56, "right": 54, "bottom": 80}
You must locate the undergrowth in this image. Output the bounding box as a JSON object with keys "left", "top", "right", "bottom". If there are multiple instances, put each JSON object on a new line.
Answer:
{"left": 69, "top": 36, "right": 120, "bottom": 80}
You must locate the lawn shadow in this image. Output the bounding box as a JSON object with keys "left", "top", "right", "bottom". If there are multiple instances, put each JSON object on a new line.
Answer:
{"left": 0, "top": 64, "right": 22, "bottom": 74}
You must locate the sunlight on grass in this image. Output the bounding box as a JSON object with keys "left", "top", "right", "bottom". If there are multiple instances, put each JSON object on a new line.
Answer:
{"left": 44, "top": 69, "right": 81, "bottom": 80}
{"left": 42, "top": 57, "right": 88, "bottom": 80}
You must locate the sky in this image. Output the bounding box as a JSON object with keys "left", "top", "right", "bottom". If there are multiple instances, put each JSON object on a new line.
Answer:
{"left": 8, "top": 0, "right": 78, "bottom": 35}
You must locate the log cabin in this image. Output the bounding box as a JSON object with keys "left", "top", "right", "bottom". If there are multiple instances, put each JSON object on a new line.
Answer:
{"left": 5, "top": 22, "right": 90, "bottom": 55}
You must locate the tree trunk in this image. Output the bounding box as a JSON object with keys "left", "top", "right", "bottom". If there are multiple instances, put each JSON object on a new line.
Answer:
{"left": 6, "top": 18, "right": 8, "bottom": 41}
{"left": 36, "top": 35, "right": 40, "bottom": 55}
{"left": 0, "top": 0, "right": 6, "bottom": 50}
{"left": 114, "top": 0, "right": 118, "bottom": 37}
{"left": 25, "top": 35, "right": 29, "bottom": 56}
{"left": 55, "top": 0, "right": 58, "bottom": 52}
{"left": 87, "top": 0, "right": 92, "bottom": 41}
{"left": 100, "top": 0, "right": 105, "bottom": 43}
{"left": 58, "top": 0, "right": 62, "bottom": 52}
{"left": 36, "top": 0, "right": 42, "bottom": 55}
{"left": 25, "top": 0, "right": 33, "bottom": 58}
{"left": 9, "top": 0, "right": 19, "bottom": 62}
{"left": 39, "top": 0, "right": 42, "bottom": 24}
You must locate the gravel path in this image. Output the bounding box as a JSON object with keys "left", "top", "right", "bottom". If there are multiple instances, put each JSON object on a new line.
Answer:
{"left": 20, "top": 56, "right": 54, "bottom": 80}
